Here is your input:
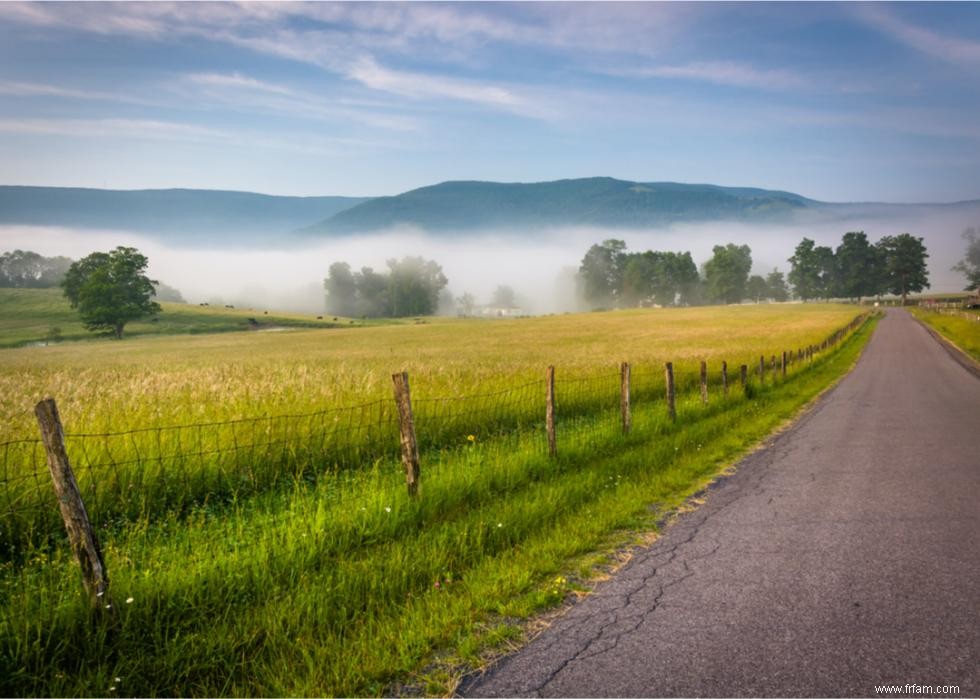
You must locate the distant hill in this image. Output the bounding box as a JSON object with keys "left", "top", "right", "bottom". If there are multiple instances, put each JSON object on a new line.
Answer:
{"left": 4, "top": 180, "right": 977, "bottom": 244}
{"left": 0, "top": 186, "right": 369, "bottom": 241}
{"left": 302, "top": 177, "right": 821, "bottom": 234}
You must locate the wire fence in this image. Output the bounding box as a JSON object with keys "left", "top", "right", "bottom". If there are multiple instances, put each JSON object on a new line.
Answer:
{"left": 917, "top": 306, "right": 980, "bottom": 323}
{"left": 0, "top": 312, "right": 871, "bottom": 567}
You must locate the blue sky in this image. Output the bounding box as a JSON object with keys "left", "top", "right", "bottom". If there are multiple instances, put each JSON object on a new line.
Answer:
{"left": 0, "top": 1, "right": 978, "bottom": 202}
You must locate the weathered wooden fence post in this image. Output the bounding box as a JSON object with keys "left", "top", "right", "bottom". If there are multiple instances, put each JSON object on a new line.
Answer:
{"left": 620, "top": 362, "right": 631, "bottom": 435}
{"left": 665, "top": 362, "right": 676, "bottom": 421}
{"left": 699, "top": 361, "right": 708, "bottom": 405}
{"left": 740, "top": 364, "right": 748, "bottom": 389}
{"left": 391, "top": 372, "right": 421, "bottom": 497}
{"left": 34, "top": 398, "right": 110, "bottom": 609}
{"left": 781, "top": 351, "right": 787, "bottom": 378}
{"left": 546, "top": 365, "right": 557, "bottom": 457}
{"left": 721, "top": 361, "right": 729, "bottom": 397}
{"left": 759, "top": 355, "right": 766, "bottom": 382}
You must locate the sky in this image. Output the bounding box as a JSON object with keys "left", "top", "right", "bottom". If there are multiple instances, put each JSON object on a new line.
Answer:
{"left": 1, "top": 2, "right": 979, "bottom": 203}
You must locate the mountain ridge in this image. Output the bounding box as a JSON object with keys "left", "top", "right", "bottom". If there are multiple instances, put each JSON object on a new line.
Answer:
{"left": 2, "top": 180, "right": 978, "bottom": 244}
{"left": 0, "top": 186, "right": 370, "bottom": 240}
{"left": 302, "top": 177, "right": 822, "bottom": 234}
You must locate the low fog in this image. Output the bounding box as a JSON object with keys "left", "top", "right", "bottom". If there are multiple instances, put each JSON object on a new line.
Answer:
{"left": 1, "top": 205, "right": 976, "bottom": 315}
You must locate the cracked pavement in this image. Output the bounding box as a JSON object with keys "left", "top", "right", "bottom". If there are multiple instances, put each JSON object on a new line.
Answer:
{"left": 461, "top": 310, "right": 980, "bottom": 697}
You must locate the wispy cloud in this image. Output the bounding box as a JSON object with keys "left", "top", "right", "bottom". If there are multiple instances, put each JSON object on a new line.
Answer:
{"left": 0, "top": 117, "right": 229, "bottom": 142}
{"left": 617, "top": 61, "right": 806, "bottom": 91}
{"left": 185, "top": 72, "right": 296, "bottom": 96}
{"left": 0, "top": 79, "right": 107, "bottom": 100}
{"left": 0, "top": 1, "right": 690, "bottom": 119}
{"left": 0, "top": 116, "right": 402, "bottom": 155}
{"left": 856, "top": 5, "right": 980, "bottom": 66}
{"left": 174, "top": 72, "right": 421, "bottom": 133}
{"left": 0, "top": 78, "right": 169, "bottom": 108}
{"left": 346, "top": 57, "right": 542, "bottom": 115}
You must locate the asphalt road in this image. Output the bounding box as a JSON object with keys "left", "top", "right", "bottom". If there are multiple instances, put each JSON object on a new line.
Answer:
{"left": 462, "top": 309, "right": 980, "bottom": 698}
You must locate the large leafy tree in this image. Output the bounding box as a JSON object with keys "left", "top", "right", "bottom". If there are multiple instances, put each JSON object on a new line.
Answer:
{"left": 386, "top": 256, "right": 448, "bottom": 317}
{"left": 703, "top": 243, "right": 752, "bottom": 304}
{"left": 953, "top": 226, "right": 980, "bottom": 292}
{"left": 766, "top": 268, "right": 790, "bottom": 302}
{"left": 835, "top": 231, "right": 877, "bottom": 301}
{"left": 621, "top": 251, "right": 658, "bottom": 306}
{"left": 61, "top": 246, "right": 160, "bottom": 339}
{"left": 746, "top": 275, "right": 769, "bottom": 303}
{"left": 788, "top": 238, "right": 823, "bottom": 301}
{"left": 655, "top": 251, "right": 700, "bottom": 306}
{"left": 354, "top": 267, "right": 390, "bottom": 318}
{"left": 814, "top": 244, "right": 837, "bottom": 300}
{"left": 877, "top": 234, "right": 929, "bottom": 305}
{"left": 579, "top": 239, "right": 628, "bottom": 308}
{"left": 324, "top": 261, "right": 358, "bottom": 317}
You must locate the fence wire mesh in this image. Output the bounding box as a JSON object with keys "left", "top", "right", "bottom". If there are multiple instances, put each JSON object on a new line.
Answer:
{"left": 0, "top": 312, "right": 870, "bottom": 566}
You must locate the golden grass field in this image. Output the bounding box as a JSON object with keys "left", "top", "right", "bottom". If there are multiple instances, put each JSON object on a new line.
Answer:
{"left": 0, "top": 303, "right": 863, "bottom": 442}
{"left": 0, "top": 300, "right": 874, "bottom": 697}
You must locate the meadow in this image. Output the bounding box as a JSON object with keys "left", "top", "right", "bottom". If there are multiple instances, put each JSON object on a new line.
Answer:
{"left": 0, "top": 301, "right": 873, "bottom": 696}
{"left": 908, "top": 305, "right": 980, "bottom": 362}
{"left": 0, "top": 287, "right": 380, "bottom": 349}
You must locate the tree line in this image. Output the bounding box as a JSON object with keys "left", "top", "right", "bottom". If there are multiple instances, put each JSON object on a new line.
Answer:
{"left": 324, "top": 257, "right": 448, "bottom": 318}
{"left": 0, "top": 249, "right": 72, "bottom": 288}
{"left": 578, "top": 239, "right": 787, "bottom": 307}
{"left": 578, "top": 231, "right": 931, "bottom": 308}
{"left": 788, "top": 232, "right": 929, "bottom": 305}
{"left": 8, "top": 226, "right": 976, "bottom": 341}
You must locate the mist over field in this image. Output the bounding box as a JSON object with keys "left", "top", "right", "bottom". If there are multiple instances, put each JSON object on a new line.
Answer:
{"left": 2, "top": 201, "right": 975, "bottom": 314}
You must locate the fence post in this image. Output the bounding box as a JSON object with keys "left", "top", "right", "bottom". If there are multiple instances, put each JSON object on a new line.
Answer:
{"left": 620, "top": 362, "right": 631, "bottom": 435}
{"left": 721, "top": 361, "right": 729, "bottom": 397}
{"left": 740, "top": 364, "right": 748, "bottom": 389}
{"left": 391, "top": 372, "right": 421, "bottom": 498}
{"left": 699, "top": 361, "right": 708, "bottom": 405}
{"left": 546, "top": 365, "right": 557, "bottom": 457}
{"left": 759, "top": 355, "right": 765, "bottom": 382}
{"left": 781, "top": 351, "right": 787, "bottom": 378}
{"left": 665, "top": 362, "right": 676, "bottom": 421}
{"left": 34, "top": 398, "right": 110, "bottom": 609}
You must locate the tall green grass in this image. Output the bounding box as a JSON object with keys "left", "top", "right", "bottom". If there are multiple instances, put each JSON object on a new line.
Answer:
{"left": 0, "top": 315, "right": 876, "bottom": 697}
{"left": 908, "top": 306, "right": 980, "bottom": 362}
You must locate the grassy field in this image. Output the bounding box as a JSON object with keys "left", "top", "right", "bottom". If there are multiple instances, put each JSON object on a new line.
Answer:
{"left": 0, "top": 302, "right": 872, "bottom": 696}
{"left": 908, "top": 306, "right": 980, "bottom": 362}
{"left": 0, "top": 287, "right": 384, "bottom": 348}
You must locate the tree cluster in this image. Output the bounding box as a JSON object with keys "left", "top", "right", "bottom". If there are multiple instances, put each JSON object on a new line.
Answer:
{"left": 579, "top": 239, "right": 700, "bottom": 307}
{"left": 746, "top": 270, "right": 790, "bottom": 303}
{"left": 702, "top": 243, "right": 753, "bottom": 304}
{"left": 788, "top": 232, "right": 929, "bottom": 304}
{"left": 0, "top": 249, "right": 73, "bottom": 288}
{"left": 324, "top": 256, "right": 448, "bottom": 318}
